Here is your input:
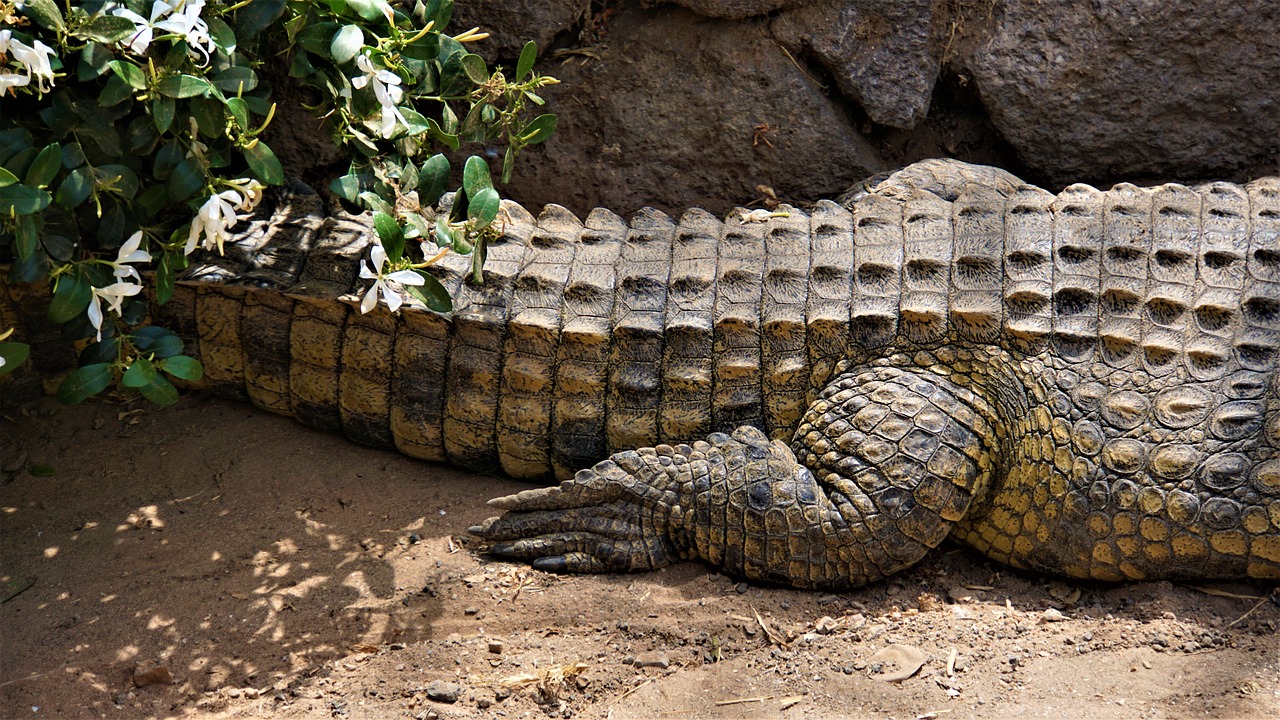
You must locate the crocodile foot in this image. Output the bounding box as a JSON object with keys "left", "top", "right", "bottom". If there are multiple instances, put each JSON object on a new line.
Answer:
{"left": 471, "top": 363, "right": 1005, "bottom": 589}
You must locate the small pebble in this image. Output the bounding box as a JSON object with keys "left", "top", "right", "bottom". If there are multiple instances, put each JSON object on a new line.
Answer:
{"left": 632, "top": 651, "right": 670, "bottom": 669}
{"left": 132, "top": 665, "right": 173, "bottom": 688}
{"left": 488, "top": 640, "right": 504, "bottom": 655}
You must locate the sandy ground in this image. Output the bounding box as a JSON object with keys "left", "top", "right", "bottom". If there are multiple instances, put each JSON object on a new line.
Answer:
{"left": 1, "top": 394, "right": 1277, "bottom": 719}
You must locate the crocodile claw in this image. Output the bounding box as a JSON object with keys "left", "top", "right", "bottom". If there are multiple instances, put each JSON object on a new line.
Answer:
{"left": 469, "top": 462, "right": 683, "bottom": 573}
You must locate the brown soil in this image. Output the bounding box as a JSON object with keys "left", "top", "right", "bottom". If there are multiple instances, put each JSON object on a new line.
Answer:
{"left": 2, "top": 395, "right": 1278, "bottom": 719}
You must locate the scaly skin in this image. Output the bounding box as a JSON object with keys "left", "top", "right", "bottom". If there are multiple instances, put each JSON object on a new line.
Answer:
{"left": 87, "top": 161, "right": 1280, "bottom": 589}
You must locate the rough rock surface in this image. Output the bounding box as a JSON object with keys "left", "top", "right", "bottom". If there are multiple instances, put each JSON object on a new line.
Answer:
{"left": 499, "top": 6, "right": 884, "bottom": 215}
{"left": 961, "top": 0, "right": 1280, "bottom": 185}
{"left": 259, "top": 1, "right": 1280, "bottom": 217}
{"left": 451, "top": 0, "right": 590, "bottom": 59}
{"left": 773, "top": 0, "right": 941, "bottom": 129}
{"left": 663, "top": 0, "right": 803, "bottom": 20}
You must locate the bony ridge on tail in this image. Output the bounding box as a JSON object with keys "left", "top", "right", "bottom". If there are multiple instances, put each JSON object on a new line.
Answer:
{"left": 149, "top": 159, "right": 1280, "bottom": 590}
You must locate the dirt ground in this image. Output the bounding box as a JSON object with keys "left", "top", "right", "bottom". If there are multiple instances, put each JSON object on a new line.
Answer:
{"left": 1, "top": 394, "right": 1277, "bottom": 720}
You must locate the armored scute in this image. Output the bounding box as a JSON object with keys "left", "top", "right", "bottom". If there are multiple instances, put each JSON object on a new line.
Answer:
{"left": 101, "top": 161, "right": 1280, "bottom": 589}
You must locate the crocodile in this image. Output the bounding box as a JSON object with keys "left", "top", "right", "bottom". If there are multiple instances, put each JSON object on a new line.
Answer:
{"left": 29, "top": 159, "right": 1280, "bottom": 590}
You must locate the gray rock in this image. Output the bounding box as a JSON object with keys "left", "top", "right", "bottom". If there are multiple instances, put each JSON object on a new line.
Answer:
{"left": 632, "top": 651, "right": 670, "bottom": 669}
{"left": 664, "top": 0, "right": 804, "bottom": 20}
{"left": 774, "top": 0, "right": 940, "bottom": 129}
{"left": 425, "top": 680, "right": 464, "bottom": 703}
{"left": 961, "top": 0, "right": 1280, "bottom": 185}
{"left": 451, "top": 0, "right": 591, "bottom": 59}
{"left": 500, "top": 6, "right": 884, "bottom": 216}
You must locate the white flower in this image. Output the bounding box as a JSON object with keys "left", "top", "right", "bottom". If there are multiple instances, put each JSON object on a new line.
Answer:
{"left": 86, "top": 282, "right": 143, "bottom": 341}
{"left": 0, "top": 29, "right": 57, "bottom": 92}
{"left": 224, "top": 177, "right": 265, "bottom": 212}
{"left": 115, "top": 0, "right": 216, "bottom": 63}
{"left": 106, "top": 232, "right": 153, "bottom": 282}
{"left": 155, "top": 0, "right": 215, "bottom": 64}
{"left": 185, "top": 188, "right": 242, "bottom": 255}
{"left": 0, "top": 73, "right": 30, "bottom": 93}
{"left": 113, "top": 2, "right": 167, "bottom": 55}
{"left": 359, "top": 244, "right": 424, "bottom": 313}
{"left": 184, "top": 179, "right": 266, "bottom": 255}
{"left": 352, "top": 54, "right": 408, "bottom": 139}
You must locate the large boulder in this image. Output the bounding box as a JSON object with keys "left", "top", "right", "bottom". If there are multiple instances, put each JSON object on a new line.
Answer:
{"left": 961, "top": 0, "right": 1280, "bottom": 185}
{"left": 500, "top": 6, "right": 885, "bottom": 216}
{"left": 773, "top": 0, "right": 941, "bottom": 129}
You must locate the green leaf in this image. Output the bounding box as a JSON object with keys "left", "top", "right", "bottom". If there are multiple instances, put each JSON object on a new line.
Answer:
{"left": 399, "top": 160, "right": 419, "bottom": 192}
{"left": 99, "top": 74, "right": 134, "bottom": 107}
{"left": 234, "top": 0, "right": 286, "bottom": 40}
{"left": 213, "top": 66, "right": 258, "bottom": 93}
{"left": 460, "top": 53, "right": 488, "bottom": 84}
{"left": 132, "top": 326, "right": 184, "bottom": 358}
{"left": 405, "top": 271, "right": 452, "bottom": 312}
{"left": 425, "top": 118, "right": 459, "bottom": 150}
{"left": 152, "top": 96, "right": 176, "bottom": 134}
{"left": 347, "top": 0, "right": 393, "bottom": 22}
{"left": 78, "top": 42, "right": 113, "bottom": 81}
{"left": 82, "top": 15, "right": 137, "bottom": 44}
{"left": 138, "top": 375, "right": 179, "bottom": 406}
{"left": 0, "top": 342, "right": 30, "bottom": 376}
{"left": 156, "top": 252, "right": 176, "bottom": 305}
{"left": 28, "top": 463, "right": 57, "bottom": 476}
{"left": 516, "top": 40, "right": 537, "bottom": 82}
{"left": 97, "top": 165, "right": 139, "bottom": 200}
{"left": 121, "top": 296, "right": 148, "bottom": 326}
{"left": 79, "top": 338, "right": 119, "bottom": 365}
{"left": 109, "top": 60, "right": 148, "bottom": 90}
{"left": 225, "top": 96, "right": 250, "bottom": 130}
{"left": 0, "top": 167, "right": 17, "bottom": 187}
{"left": 14, "top": 214, "right": 38, "bottom": 261}
{"left": 358, "top": 190, "right": 394, "bottom": 216}
{"left": 56, "top": 167, "right": 93, "bottom": 209}
{"left": 331, "top": 25, "right": 364, "bottom": 64}
{"left": 373, "top": 211, "right": 404, "bottom": 261}
{"left": 519, "top": 114, "right": 558, "bottom": 145}
{"left": 502, "top": 144, "right": 515, "bottom": 184}
{"left": 397, "top": 107, "right": 431, "bottom": 137}
{"left": 127, "top": 116, "right": 160, "bottom": 154}
{"left": 0, "top": 128, "right": 33, "bottom": 166}
{"left": 207, "top": 17, "right": 237, "bottom": 54}
{"left": 467, "top": 187, "right": 500, "bottom": 229}
{"left": 295, "top": 22, "right": 340, "bottom": 57}
{"left": 167, "top": 158, "right": 205, "bottom": 201}
{"left": 244, "top": 140, "right": 284, "bottom": 185}
{"left": 157, "top": 75, "right": 214, "bottom": 99}
{"left": 22, "top": 0, "right": 65, "bottom": 32}
{"left": 122, "top": 356, "right": 158, "bottom": 388}
{"left": 24, "top": 144, "right": 61, "bottom": 188}
{"left": 403, "top": 212, "right": 429, "bottom": 240}
{"left": 48, "top": 274, "right": 91, "bottom": 324}
{"left": 58, "top": 364, "right": 112, "bottom": 404}
{"left": 434, "top": 217, "right": 455, "bottom": 249}
{"left": 189, "top": 97, "right": 223, "bottom": 137}
{"left": 329, "top": 173, "right": 362, "bottom": 203}
{"left": 41, "top": 231, "right": 76, "bottom": 262}
{"left": 448, "top": 185, "right": 468, "bottom": 223}
{"left": 161, "top": 355, "right": 203, "bottom": 381}
{"left": 0, "top": 184, "right": 52, "bottom": 215}
{"left": 423, "top": 0, "right": 454, "bottom": 30}
{"left": 462, "top": 155, "right": 492, "bottom": 196}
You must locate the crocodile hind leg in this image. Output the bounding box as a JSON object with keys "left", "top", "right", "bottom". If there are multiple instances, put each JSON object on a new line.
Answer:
{"left": 470, "top": 365, "right": 1004, "bottom": 590}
